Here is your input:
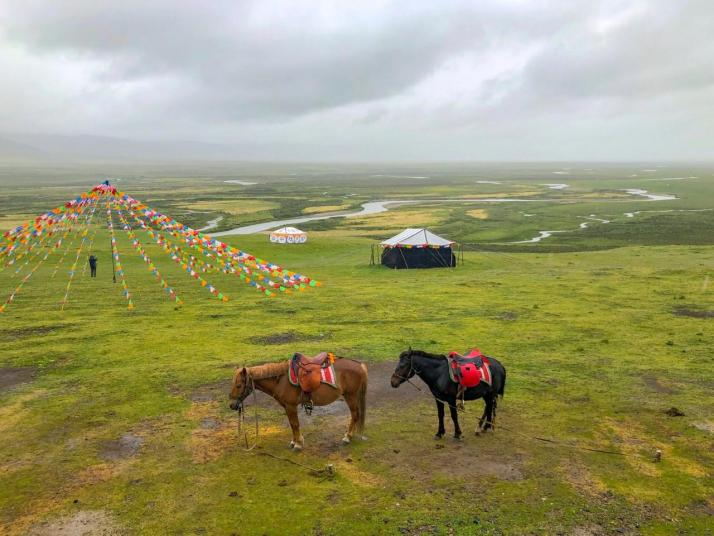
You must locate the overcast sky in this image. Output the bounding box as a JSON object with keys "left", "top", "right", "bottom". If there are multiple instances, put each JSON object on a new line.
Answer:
{"left": 0, "top": 0, "right": 712, "bottom": 161}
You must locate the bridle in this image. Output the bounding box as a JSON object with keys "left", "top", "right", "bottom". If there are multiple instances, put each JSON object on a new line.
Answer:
{"left": 392, "top": 351, "right": 420, "bottom": 384}
{"left": 233, "top": 370, "right": 255, "bottom": 414}
{"left": 393, "top": 350, "right": 466, "bottom": 412}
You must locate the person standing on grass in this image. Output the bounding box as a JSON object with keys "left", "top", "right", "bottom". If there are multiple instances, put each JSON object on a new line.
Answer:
{"left": 88, "top": 255, "right": 98, "bottom": 278}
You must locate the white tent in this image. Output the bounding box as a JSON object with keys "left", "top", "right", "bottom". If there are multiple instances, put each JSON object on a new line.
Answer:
{"left": 380, "top": 228, "right": 454, "bottom": 248}
{"left": 379, "top": 228, "right": 457, "bottom": 268}
{"left": 269, "top": 226, "right": 307, "bottom": 244}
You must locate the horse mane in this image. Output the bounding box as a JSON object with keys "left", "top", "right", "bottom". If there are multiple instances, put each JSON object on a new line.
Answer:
{"left": 247, "top": 361, "right": 289, "bottom": 379}
{"left": 408, "top": 349, "right": 446, "bottom": 360}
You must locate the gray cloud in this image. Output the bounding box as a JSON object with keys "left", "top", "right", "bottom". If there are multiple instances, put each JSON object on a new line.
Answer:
{"left": 0, "top": 0, "right": 713, "bottom": 160}
{"left": 2, "top": 1, "right": 487, "bottom": 119}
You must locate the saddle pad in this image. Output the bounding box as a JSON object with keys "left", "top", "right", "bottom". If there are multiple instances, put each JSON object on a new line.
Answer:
{"left": 447, "top": 354, "right": 492, "bottom": 387}
{"left": 288, "top": 360, "right": 339, "bottom": 389}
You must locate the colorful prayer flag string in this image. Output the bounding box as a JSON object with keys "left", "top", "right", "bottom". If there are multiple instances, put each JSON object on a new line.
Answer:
{"left": 106, "top": 197, "right": 133, "bottom": 310}
{"left": 119, "top": 201, "right": 228, "bottom": 301}
{"left": 0, "top": 207, "right": 92, "bottom": 314}
{"left": 1, "top": 182, "right": 320, "bottom": 311}
{"left": 60, "top": 199, "right": 99, "bottom": 310}
{"left": 113, "top": 202, "right": 182, "bottom": 305}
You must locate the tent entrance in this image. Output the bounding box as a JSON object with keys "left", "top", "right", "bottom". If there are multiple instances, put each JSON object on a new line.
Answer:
{"left": 380, "top": 246, "right": 457, "bottom": 269}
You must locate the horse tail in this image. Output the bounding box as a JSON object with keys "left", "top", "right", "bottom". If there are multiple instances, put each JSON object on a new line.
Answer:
{"left": 498, "top": 365, "right": 506, "bottom": 398}
{"left": 356, "top": 363, "right": 368, "bottom": 434}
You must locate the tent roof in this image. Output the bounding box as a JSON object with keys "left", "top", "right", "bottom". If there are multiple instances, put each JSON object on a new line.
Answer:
{"left": 380, "top": 228, "right": 454, "bottom": 247}
{"left": 271, "top": 226, "right": 306, "bottom": 234}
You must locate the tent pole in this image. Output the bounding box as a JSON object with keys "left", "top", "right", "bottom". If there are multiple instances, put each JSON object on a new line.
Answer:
{"left": 398, "top": 247, "right": 408, "bottom": 269}
{"left": 428, "top": 246, "right": 449, "bottom": 268}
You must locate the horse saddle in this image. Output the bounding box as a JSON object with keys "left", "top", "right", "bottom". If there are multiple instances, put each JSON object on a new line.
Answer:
{"left": 447, "top": 348, "right": 492, "bottom": 388}
{"left": 291, "top": 352, "right": 334, "bottom": 393}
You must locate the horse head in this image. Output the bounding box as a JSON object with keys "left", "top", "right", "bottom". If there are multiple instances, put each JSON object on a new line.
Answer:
{"left": 229, "top": 366, "right": 253, "bottom": 412}
{"left": 390, "top": 348, "right": 416, "bottom": 388}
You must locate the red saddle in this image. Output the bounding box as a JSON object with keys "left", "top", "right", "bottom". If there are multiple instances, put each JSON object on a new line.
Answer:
{"left": 447, "top": 348, "right": 492, "bottom": 387}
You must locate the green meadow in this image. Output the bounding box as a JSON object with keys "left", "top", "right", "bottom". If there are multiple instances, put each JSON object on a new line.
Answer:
{"left": 0, "top": 163, "right": 712, "bottom": 535}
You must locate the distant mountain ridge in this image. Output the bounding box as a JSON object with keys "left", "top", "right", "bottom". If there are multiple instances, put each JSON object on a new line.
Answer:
{"left": 0, "top": 133, "right": 249, "bottom": 161}
{"left": 0, "top": 136, "right": 49, "bottom": 159}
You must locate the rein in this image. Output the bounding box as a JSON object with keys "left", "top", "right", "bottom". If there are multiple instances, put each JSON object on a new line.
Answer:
{"left": 236, "top": 372, "right": 259, "bottom": 451}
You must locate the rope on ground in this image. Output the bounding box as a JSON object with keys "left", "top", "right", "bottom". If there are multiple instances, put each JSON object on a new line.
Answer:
{"left": 494, "top": 424, "right": 627, "bottom": 456}
{"left": 256, "top": 451, "right": 335, "bottom": 479}
{"left": 403, "top": 377, "right": 633, "bottom": 458}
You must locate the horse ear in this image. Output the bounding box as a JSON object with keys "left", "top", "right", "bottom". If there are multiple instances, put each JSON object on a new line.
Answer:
{"left": 240, "top": 367, "right": 247, "bottom": 378}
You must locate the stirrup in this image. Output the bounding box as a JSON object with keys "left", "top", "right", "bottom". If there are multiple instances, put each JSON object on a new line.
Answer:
{"left": 302, "top": 397, "right": 314, "bottom": 415}
{"left": 303, "top": 400, "right": 314, "bottom": 415}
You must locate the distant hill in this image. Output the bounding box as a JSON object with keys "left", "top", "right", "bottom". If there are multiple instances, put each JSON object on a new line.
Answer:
{"left": 0, "top": 136, "right": 48, "bottom": 159}
{"left": 0, "top": 133, "right": 248, "bottom": 162}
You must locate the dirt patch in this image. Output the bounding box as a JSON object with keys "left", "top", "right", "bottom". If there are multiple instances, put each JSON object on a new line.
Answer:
{"left": 99, "top": 434, "right": 144, "bottom": 461}
{"left": 440, "top": 447, "right": 522, "bottom": 481}
{"left": 365, "top": 437, "right": 523, "bottom": 483}
{"left": 0, "top": 324, "right": 72, "bottom": 341}
{"left": 74, "top": 463, "right": 124, "bottom": 488}
{"left": 664, "top": 407, "right": 685, "bottom": 417}
{"left": 200, "top": 417, "right": 221, "bottom": 429}
{"left": 572, "top": 525, "right": 606, "bottom": 536}
{"left": 561, "top": 457, "right": 609, "bottom": 499}
{"left": 364, "top": 361, "right": 424, "bottom": 406}
{"left": 494, "top": 311, "right": 518, "bottom": 321}
{"left": 693, "top": 421, "right": 714, "bottom": 435}
{"left": 188, "top": 379, "right": 232, "bottom": 402}
{"left": 189, "top": 424, "right": 236, "bottom": 464}
{"left": 642, "top": 375, "right": 677, "bottom": 394}
{"left": 247, "top": 331, "right": 331, "bottom": 345}
{"left": 0, "top": 366, "right": 36, "bottom": 392}
{"left": 29, "top": 510, "right": 123, "bottom": 535}
{"left": 185, "top": 401, "right": 237, "bottom": 464}
{"left": 673, "top": 308, "right": 714, "bottom": 318}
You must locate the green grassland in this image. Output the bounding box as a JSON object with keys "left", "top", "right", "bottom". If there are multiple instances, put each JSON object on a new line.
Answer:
{"left": 0, "top": 163, "right": 713, "bottom": 535}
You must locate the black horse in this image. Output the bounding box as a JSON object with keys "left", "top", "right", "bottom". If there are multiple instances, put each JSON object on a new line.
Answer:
{"left": 390, "top": 348, "right": 506, "bottom": 439}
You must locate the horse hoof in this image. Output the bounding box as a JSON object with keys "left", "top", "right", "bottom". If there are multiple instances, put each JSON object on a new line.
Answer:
{"left": 289, "top": 441, "right": 295, "bottom": 449}
{"left": 434, "top": 433, "right": 444, "bottom": 440}
{"left": 341, "top": 436, "right": 351, "bottom": 445}
{"left": 453, "top": 434, "right": 463, "bottom": 440}
{"left": 292, "top": 444, "right": 303, "bottom": 452}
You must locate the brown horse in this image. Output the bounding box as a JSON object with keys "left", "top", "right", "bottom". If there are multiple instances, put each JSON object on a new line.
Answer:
{"left": 229, "top": 359, "right": 368, "bottom": 451}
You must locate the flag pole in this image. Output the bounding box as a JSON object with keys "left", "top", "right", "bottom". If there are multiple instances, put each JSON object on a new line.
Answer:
{"left": 111, "top": 238, "right": 116, "bottom": 283}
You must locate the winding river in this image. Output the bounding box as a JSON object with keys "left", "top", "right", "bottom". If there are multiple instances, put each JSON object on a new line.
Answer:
{"left": 212, "top": 198, "right": 538, "bottom": 236}
{"left": 210, "top": 188, "right": 679, "bottom": 239}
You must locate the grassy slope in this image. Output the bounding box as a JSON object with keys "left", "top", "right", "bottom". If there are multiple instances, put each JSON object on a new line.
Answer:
{"left": 0, "top": 168, "right": 713, "bottom": 535}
